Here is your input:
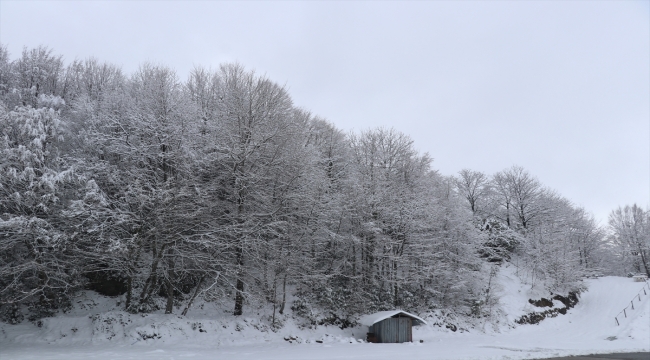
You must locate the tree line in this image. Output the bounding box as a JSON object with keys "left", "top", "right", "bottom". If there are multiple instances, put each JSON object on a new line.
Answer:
{"left": 0, "top": 45, "right": 647, "bottom": 325}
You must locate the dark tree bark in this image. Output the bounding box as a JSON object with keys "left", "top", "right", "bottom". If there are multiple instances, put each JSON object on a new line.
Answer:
{"left": 234, "top": 245, "right": 245, "bottom": 316}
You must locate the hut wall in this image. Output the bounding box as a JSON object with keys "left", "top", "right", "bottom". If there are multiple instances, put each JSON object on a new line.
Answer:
{"left": 372, "top": 317, "right": 412, "bottom": 343}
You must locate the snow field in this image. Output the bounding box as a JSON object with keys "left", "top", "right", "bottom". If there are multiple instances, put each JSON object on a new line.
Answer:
{"left": 1, "top": 269, "right": 648, "bottom": 360}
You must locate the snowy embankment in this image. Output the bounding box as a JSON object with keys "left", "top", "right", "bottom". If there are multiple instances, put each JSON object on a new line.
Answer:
{"left": 1, "top": 270, "right": 648, "bottom": 360}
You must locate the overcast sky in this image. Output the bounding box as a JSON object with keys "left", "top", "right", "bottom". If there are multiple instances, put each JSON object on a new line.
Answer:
{"left": 1, "top": 0, "right": 648, "bottom": 225}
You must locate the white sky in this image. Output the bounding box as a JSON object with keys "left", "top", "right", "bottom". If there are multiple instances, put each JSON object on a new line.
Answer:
{"left": 1, "top": 0, "right": 648, "bottom": 225}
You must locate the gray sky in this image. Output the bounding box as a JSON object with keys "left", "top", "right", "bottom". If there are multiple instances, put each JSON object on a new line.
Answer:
{"left": 1, "top": 0, "right": 648, "bottom": 225}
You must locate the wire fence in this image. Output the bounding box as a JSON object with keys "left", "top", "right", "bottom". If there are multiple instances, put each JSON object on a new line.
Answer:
{"left": 614, "top": 278, "right": 650, "bottom": 326}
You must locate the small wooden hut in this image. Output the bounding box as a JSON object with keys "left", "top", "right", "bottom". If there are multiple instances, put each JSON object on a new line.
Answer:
{"left": 359, "top": 310, "right": 427, "bottom": 343}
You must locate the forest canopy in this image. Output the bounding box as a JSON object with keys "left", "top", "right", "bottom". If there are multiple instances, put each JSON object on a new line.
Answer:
{"left": 0, "top": 45, "right": 647, "bottom": 325}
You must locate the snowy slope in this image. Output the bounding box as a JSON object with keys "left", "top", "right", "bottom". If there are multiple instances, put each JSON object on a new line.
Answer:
{"left": 464, "top": 275, "right": 650, "bottom": 357}
{"left": 1, "top": 273, "right": 648, "bottom": 360}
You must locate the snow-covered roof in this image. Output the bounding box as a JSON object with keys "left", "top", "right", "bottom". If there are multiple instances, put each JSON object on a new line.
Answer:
{"left": 358, "top": 310, "right": 427, "bottom": 327}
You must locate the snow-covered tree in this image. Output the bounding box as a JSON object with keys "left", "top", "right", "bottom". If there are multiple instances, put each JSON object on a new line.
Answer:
{"left": 11, "top": 46, "right": 64, "bottom": 108}
{"left": 609, "top": 205, "right": 650, "bottom": 277}
{"left": 0, "top": 98, "right": 77, "bottom": 317}
{"left": 454, "top": 169, "right": 490, "bottom": 215}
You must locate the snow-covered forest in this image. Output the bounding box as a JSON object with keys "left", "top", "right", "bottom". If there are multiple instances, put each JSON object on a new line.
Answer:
{"left": 0, "top": 44, "right": 648, "bottom": 326}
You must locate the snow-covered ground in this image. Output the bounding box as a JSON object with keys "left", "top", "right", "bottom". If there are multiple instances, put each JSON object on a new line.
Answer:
{"left": 1, "top": 269, "right": 648, "bottom": 360}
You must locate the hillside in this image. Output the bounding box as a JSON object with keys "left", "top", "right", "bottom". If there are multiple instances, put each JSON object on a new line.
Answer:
{"left": 1, "top": 267, "right": 648, "bottom": 360}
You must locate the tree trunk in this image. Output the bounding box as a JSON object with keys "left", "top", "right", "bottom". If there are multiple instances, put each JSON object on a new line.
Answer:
{"left": 393, "top": 261, "right": 399, "bottom": 307}
{"left": 182, "top": 274, "right": 207, "bottom": 316}
{"left": 279, "top": 273, "right": 287, "bottom": 315}
{"left": 124, "top": 235, "right": 143, "bottom": 311}
{"left": 639, "top": 249, "right": 650, "bottom": 277}
{"left": 165, "top": 277, "right": 174, "bottom": 314}
{"left": 352, "top": 244, "right": 357, "bottom": 276}
{"left": 138, "top": 243, "right": 166, "bottom": 306}
{"left": 234, "top": 278, "right": 245, "bottom": 316}
{"left": 234, "top": 244, "right": 245, "bottom": 316}
{"left": 271, "top": 273, "right": 278, "bottom": 327}
{"left": 125, "top": 276, "right": 133, "bottom": 310}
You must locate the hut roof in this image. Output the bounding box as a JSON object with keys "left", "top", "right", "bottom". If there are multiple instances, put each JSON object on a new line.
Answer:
{"left": 359, "top": 310, "right": 427, "bottom": 327}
